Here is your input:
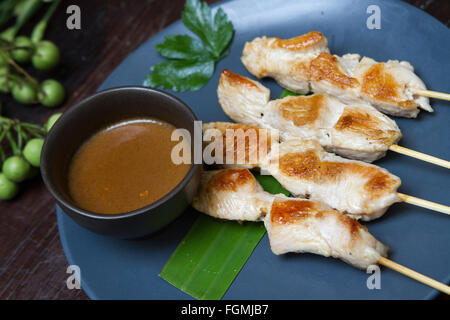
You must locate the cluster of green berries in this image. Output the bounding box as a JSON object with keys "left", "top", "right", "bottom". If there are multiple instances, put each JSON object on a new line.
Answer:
{"left": 0, "top": 37, "right": 65, "bottom": 107}
{"left": 0, "top": 113, "right": 61, "bottom": 200}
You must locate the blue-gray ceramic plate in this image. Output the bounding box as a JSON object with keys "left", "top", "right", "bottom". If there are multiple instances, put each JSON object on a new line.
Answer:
{"left": 57, "top": 0, "right": 450, "bottom": 299}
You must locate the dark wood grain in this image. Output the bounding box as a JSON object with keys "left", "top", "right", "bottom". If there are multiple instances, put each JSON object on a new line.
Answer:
{"left": 0, "top": 0, "right": 448, "bottom": 300}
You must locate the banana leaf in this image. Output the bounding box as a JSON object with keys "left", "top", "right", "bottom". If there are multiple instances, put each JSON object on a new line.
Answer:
{"left": 159, "top": 173, "right": 289, "bottom": 300}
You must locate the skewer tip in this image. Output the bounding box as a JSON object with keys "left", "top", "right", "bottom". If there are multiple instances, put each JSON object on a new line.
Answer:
{"left": 378, "top": 257, "right": 450, "bottom": 295}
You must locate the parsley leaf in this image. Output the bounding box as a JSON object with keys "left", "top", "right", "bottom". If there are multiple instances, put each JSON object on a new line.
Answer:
{"left": 182, "top": 0, "right": 233, "bottom": 59}
{"left": 143, "top": 59, "right": 215, "bottom": 92}
{"left": 143, "top": 0, "right": 234, "bottom": 92}
{"left": 155, "top": 35, "right": 213, "bottom": 61}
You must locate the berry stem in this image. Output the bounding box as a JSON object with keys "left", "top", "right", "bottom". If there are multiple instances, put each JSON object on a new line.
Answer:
{"left": 31, "top": 0, "right": 62, "bottom": 43}
{"left": 5, "top": 130, "right": 19, "bottom": 155}
{"left": 4, "top": 53, "right": 39, "bottom": 87}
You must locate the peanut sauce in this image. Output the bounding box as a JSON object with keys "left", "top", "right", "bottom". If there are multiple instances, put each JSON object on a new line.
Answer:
{"left": 68, "top": 119, "right": 190, "bottom": 214}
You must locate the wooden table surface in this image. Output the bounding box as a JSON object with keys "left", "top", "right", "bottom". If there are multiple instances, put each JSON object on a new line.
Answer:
{"left": 0, "top": 0, "right": 448, "bottom": 300}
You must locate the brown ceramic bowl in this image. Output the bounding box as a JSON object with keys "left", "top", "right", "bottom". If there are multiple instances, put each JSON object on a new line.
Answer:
{"left": 41, "top": 86, "right": 201, "bottom": 238}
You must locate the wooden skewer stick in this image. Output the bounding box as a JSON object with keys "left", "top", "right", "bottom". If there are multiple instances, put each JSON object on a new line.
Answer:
{"left": 411, "top": 88, "right": 450, "bottom": 101}
{"left": 389, "top": 144, "right": 450, "bottom": 169}
{"left": 397, "top": 193, "right": 450, "bottom": 215}
{"left": 379, "top": 257, "right": 450, "bottom": 295}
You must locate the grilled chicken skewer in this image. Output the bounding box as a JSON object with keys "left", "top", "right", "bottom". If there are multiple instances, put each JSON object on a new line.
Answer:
{"left": 193, "top": 168, "right": 450, "bottom": 294}
{"left": 202, "top": 122, "right": 450, "bottom": 220}
{"left": 203, "top": 121, "right": 400, "bottom": 220}
{"left": 193, "top": 168, "right": 389, "bottom": 269}
{"left": 218, "top": 69, "right": 401, "bottom": 162}
{"left": 218, "top": 70, "right": 450, "bottom": 168}
{"left": 241, "top": 31, "right": 432, "bottom": 118}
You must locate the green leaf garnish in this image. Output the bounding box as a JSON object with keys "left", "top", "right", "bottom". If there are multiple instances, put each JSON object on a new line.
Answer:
{"left": 143, "top": 59, "right": 214, "bottom": 92}
{"left": 155, "top": 35, "right": 213, "bottom": 61}
{"left": 279, "top": 89, "right": 313, "bottom": 98}
{"left": 144, "top": 0, "right": 234, "bottom": 92}
{"left": 255, "top": 173, "right": 290, "bottom": 196}
{"left": 159, "top": 174, "right": 289, "bottom": 300}
{"left": 160, "top": 215, "right": 266, "bottom": 300}
{"left": 279, "top": 89, "right": 300, "bottom": 99}
{"left": 182, "top": 0, "right": 233, "bottom": 59}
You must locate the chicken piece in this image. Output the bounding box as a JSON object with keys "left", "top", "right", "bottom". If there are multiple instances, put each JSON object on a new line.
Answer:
{"left": 352, "top": 57, "right": 432, "bottom": 117}
{"left": 202, "top": 123, "right": 402, "bottom": 220}
{"left": 218, "top": 70, "right": 402, "bottom": 162}
{"left": 308, "top": 52, "right": 361, "bottom": 103}
{"left": 202, "top": 121, "right": 279, "bottom": 169}
{"left": 218, "top": 69, "right": 270, "bottom": 126}
{"left": 192, "top": 168, "right": 273, "bottom": 221}
{"left": 192, "top": 168, "right": 389, "bottom": 269}
{"left": 265, "top": 198, "right": 389, "bottom": 269}
{"left": 265, "top": 139, "right": 402, "bottom": 221}
{"left": 241, "top": 31, "right": 329, "bottom": 94}
{"left": 241, "top": 31, "right": 432, "bottom": 118}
